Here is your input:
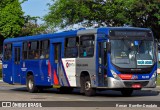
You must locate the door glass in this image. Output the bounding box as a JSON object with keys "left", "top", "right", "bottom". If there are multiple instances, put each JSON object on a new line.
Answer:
{"left": 98, "top": 42, "right": 107, "bottom": 67}
{"left": 54, "top": 44, "right": 61, "bottom": 63}
{"left": 98, "top": 42, "right": 107, "bottom": 85}
{"left": 14, "top": 48, "right": 20, "bottom": 64}
{"left": 15, "top": 48, "right": 18, "bottom": 63}
{"left": 17, "top": 48, "right": 20, "bottom": 63}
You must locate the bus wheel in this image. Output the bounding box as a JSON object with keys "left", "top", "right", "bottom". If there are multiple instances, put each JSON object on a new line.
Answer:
{"left": 121, "top": 89, "right": 133, "bottom": 96}
{"left": 27, "top": 75, "right": 38, "bottom": 93}
{"left": 84, "top": 76, "right": 96, "bottom": 96}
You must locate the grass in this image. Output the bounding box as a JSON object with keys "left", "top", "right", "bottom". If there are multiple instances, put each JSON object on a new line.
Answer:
{"left": 157, "top": 62, "right": 160, "bottom": 86}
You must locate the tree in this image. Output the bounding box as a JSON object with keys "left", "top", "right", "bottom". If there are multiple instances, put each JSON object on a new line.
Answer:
{"left": 0, "top": 0, "right": 25, "bottom": 39}
{"left": 44, "top": 0, "right": 160, "bottom": 38}
{"left": 19, "top": 15, "right": 49, "bottom": 37}
{"left": 122, "top": 0, "right": 160, "bottom": 38}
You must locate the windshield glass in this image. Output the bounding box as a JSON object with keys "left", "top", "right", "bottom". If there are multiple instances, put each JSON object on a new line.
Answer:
{"left": 111, "top": 40, "right": 155, "bottom": 68}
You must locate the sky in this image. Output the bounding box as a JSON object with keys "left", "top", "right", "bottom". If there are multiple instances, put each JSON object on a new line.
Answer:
{"left": 21, "top": 0, "right": 53, "bottom": 24}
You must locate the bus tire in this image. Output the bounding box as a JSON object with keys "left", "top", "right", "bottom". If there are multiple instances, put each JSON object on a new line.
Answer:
{"left": 80, "top": 76, "right": 85, "bottom": 94}
{"left": 84, "top": 76, "right": 96, "bottom": 96}
{"left": 26, "top": 75, "right": 38, "bottom": 93}
{"left": 121, "top": 89, "right": 133, "bottom": 96}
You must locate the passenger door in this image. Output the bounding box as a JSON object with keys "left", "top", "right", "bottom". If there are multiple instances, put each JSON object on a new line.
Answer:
{"left": 13, "top": 46, "right": 21, "bottom": 83}
{"left": 52, "top": 43, "right": 61, "bottom": 86}
{"left": 97, "top": 40, "right": 107, "bottom": 86}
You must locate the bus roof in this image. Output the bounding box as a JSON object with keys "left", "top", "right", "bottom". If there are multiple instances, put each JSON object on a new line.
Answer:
{"left": 4, "top": 27, "right": 151, "bottom": 44}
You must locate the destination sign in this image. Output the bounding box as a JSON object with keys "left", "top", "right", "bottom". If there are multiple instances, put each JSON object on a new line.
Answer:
{"left": 80, "top": 35, "right": 94, "bottom": 40}
{"left": 109, "top": 30, "right": 152, "bottom": 37}
{"left": 137, "top": 60, "right": 153, "bottom": 65}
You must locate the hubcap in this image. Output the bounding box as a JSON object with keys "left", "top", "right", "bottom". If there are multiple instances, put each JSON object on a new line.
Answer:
{"left": 85, "top": 81, "right": 91, "bottom": 90}
{"left": 28, "top": 79, "right": 33, "bottom": 90}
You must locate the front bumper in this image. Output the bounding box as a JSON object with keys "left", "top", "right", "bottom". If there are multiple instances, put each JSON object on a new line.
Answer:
{"left": 107, "top": 77, "right": 156, "bottom": 88}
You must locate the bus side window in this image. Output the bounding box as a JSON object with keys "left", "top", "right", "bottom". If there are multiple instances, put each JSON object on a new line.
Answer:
{"left": 22, "top": 41, "right": 39, "bottom": 59}
{"left": 23, "top": 42, "right": 28, "bottom": 59}
{"left": 79, "top": 35, "right": 95, "bottom": 57}
{"left": 40, "top": 40, "right": 50, "bottom": 59}
{"left": 27, "top": 41, "right": 37, "bottom": 59}
{"left": 65, "top": 37, "right": 79, "bottom": 58}
{"left": 4, "top": 44, "right": 12, "bottom": 61}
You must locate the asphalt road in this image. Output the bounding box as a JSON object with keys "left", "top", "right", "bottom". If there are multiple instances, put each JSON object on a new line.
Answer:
{"left": 0, "top": 81, "right": 160, "bottom": 110}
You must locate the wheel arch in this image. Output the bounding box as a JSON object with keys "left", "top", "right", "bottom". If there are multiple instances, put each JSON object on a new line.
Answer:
{"left": 27, "top": 71, "right": 34, "bottom": 77}
{"left": 80, "top": 71, "right": 90, "bottom": 80}
{"left": 26, "top": 71, "right": 38, "bottom": 93}
{"left": 79, "top": 71, "right": 96, "bottom": 96}
{"left": 80, "top": 71, "right": 91, "bottom": 86}
{"left": 25, "top": 70, "right": 34, "bottom": 84}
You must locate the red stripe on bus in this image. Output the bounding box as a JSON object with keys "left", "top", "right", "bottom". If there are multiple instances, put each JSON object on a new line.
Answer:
{"left": 48, "top": 61, "right": 51, "bottom": 77}
{"left": 53, "top": 70, "right": 59, "bottom": 85}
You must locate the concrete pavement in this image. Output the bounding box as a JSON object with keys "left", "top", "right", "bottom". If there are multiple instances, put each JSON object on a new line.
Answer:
{"left": 0, "top": 82, "right": 160, "bottom": 110}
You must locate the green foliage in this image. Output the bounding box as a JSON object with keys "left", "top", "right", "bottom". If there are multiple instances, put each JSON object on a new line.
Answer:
{"left": 20, "top": 22, "right": 48, "bottom": 37}
{"left": 123, "top": 0, "right": 160, "bottom": 37}
{"left": 0, "top": 0, "right": 25, "bottom": 38}
{"left": 157, "top": 74, "right": 160, "bottom": 86}
{"left": 19, "top": 15, "right": 48, "bottom": 36}
{"left": 44, "top": 0, "right": 160, "bottom": 38}
{"left": 20, "top": 0, "right": 28, "bottom": 4}
{"left": 45, "top": 0, "right": 90, "bottom": 28}
{"left": 0, "top": 0, "right": 48, "bottom": 39}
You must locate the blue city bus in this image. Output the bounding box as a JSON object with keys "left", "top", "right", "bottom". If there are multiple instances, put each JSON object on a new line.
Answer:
{"left": 2, "top": 27, "right": 157, "bottom": 96}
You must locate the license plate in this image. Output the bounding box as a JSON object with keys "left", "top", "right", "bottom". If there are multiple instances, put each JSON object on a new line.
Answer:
{"left": 132, "top": 84, "right": 141, "bottom": 88}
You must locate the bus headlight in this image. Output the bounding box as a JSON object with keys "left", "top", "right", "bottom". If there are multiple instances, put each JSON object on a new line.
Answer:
{"left": 151, "top": 71, "right": 157, "bottom": 79}
{"left": 111, "top": 70, "right": 121, "bottom": 80}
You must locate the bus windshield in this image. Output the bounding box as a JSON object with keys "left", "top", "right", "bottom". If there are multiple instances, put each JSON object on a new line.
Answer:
{"left": 111, "top": 39, "right": 155, "bottom": 68}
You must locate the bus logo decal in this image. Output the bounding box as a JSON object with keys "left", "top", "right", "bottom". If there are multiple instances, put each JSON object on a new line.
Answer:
{"left": 21, "top": 68, "right": 27, "bottom": 71}
{"left": 21, "top": 62, "right": 27, "bottom": 71}
{"left": 3, "top": 64, "right": 8, "bottom": 68}
{"left": 23, "top": 62, "right": 25, "bottom": 67}
{"left": 66, "top": 62, "right": 74, "bottom": 68}
{"left": 131, "top": 75, "right": 138, "bottom": 80}
{"left": 66, "top": 62, "right": 69, "bottom": 68}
